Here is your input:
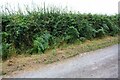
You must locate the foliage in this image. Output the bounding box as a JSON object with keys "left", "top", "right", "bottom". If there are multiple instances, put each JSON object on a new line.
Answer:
{"left": 64, "top": 26, "right": 79, "bottom": 43}
{"left": 32, "top": 32, "right": 51, "bottom": 53}
{"left": 2, "top": 43, "right": 11, "bottom": 60}
{"left": 1, "top": 6, "right": 120, "bottom": 60}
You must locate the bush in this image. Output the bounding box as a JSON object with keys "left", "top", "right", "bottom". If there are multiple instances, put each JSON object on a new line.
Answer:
{"left": 1, "top": 6, "right": 120, "bottom": 59}
{"left": 64, "top": 26, "right": 79, "bottom": 43}
{"left": 32, "top": 32, "right": 51, "bottom": 53}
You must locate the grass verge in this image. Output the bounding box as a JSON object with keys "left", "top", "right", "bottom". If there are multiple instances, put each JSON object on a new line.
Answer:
{"left": 2, "top": 36, "right": 119, "bottom": 76}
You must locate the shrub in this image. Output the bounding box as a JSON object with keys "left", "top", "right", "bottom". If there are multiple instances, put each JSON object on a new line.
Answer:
{"left": 64, "top": 26, "right": 79, "bottom": 43}
{"left": 32, "top": 32, "right": 51, "bottom": 53}
{"left": 1, "top": 6, "right": 120, "bottom": 59}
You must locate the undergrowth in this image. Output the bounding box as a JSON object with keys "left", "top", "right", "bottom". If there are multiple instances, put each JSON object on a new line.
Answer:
{"left": 1, "top": 5, "right": 120, "bottom": 60}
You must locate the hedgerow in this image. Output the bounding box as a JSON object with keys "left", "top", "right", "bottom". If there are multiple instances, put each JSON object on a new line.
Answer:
{"left": 1, "top": 7, "right": 120, "bottom": 60}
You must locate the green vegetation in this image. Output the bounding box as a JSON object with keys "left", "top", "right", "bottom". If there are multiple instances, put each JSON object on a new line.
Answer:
{"left": 1, "top": 6, "right": 120, "bottom": 60}
{"left": 3, "top": 36, "right": 119, "bottom": 75}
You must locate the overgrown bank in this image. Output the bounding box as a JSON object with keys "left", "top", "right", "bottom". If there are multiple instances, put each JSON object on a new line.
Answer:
{"left": 1, "top": 7, "right": 120, "bottom": 60}
{"left": 2, "top": 36, "right": 119, "bottom": 75}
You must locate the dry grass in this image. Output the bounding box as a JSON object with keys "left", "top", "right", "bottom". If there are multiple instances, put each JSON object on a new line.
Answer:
{"left": 2, "top": 36, "right": 119, "bottom": 76}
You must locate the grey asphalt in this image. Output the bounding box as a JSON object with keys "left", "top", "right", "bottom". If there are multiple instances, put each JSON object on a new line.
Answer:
{"left": 6, "top": 44, "right": 119, "bottom": 78}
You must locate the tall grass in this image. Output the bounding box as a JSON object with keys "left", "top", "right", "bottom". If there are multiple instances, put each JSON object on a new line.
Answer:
{"left": 1, "top": 5, "right": 120, "bottom": 60}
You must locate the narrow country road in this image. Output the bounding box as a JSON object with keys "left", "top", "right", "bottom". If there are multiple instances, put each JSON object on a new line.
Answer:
{"left": 6, "top": 44, "right": 119, "bottom": 78}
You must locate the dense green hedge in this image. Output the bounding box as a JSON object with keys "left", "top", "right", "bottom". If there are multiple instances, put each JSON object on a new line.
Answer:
{"left": 1, "top": 8, "right": 120, "bottom": 60}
